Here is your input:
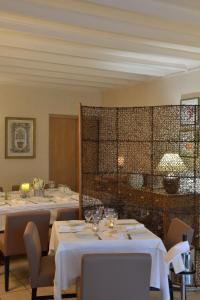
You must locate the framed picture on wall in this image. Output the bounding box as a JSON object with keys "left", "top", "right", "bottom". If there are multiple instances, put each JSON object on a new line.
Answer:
{"left": 5, "top": 117, "right": 36, "bottom": 158}
{"left": 180, "top": 97, "right": 199, "bottom": 125}
{"left": 179, "top": 129, "right": 197, "bottom": 157}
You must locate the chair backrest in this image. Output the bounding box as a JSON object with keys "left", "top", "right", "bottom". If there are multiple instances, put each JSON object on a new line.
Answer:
{"left": 3, "top": 210, "right": 50, "bottom": 256}
{"left": 56, "top": 207, "right": 79, "bottom": 221}
{"left": 23, "top": 222, "right": 42, "bottom": 288}
{"left": 165, "top": 218, "right": 194, "bottom": 251}
{"left": 0, "top": 186, "right": 3, "bottom": 192}
{"left": 12, "top": 185, "right": 20, "bottom": 191}
{"left": 80, "top": 253, "right": 151, "bottom": 300}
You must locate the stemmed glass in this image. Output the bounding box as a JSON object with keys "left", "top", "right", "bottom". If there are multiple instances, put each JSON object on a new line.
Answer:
{"left": 84, "top": 209, "right": 93, "bottom": 223}
{"left": 104, "top": 208, "right": 113, "bottom": 218}
{"left": 104, "top": 208, "right": 118, "bottom": 229}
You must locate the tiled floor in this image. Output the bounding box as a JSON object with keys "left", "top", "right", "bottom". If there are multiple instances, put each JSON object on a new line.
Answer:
{"left": 0, "top": 257, "right": 200, "bottom": 300}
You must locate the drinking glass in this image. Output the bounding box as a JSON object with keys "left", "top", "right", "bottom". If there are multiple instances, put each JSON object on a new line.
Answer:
{"left": 112, "top": 211, "right": 118, "bottom": 229}
{"left": 92, "top": 212, "right": 100, "bottom": 232}
{"left": 95, "top": 206, "right": 104, "bottom": 220}
{"left": 84, "top": 209, "right": 93, "bottom": 223}
{"left": 104, "top": 208, "right": 115, "bottom": 219}
{"left": 58, "top": 184, "right": 66, "bottom": 192}
{"left": 49, "top": 180, "right": 55, "bottom": 189}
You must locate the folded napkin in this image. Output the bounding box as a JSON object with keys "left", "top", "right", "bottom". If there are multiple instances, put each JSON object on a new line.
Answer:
{"left": 117, "top": 219, "right": 138, "bottom": 225}
{"left": 10, "top": 199, "right": 26, "bottom": 205}
{"left": 126, "top": 223, "right": 145, "bottom": 231}
{"left": 98, "top": 231, "right": 126, "bottom": 240}
{"left": 59, "top": 224, "right": 85, "bottom": 233}
{"left": 165, "top": 241, "right": 189, "bottom": 274}
{"left": 71, "top": 194, "right": 79, "bottom": 201}
{"left": 31, "top": 197, "right": 50, "bottom": 203}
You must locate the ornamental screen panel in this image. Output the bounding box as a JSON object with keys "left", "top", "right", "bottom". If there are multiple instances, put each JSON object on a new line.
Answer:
{"left": 80, "top": 105, "right": 200, "bottom": 285}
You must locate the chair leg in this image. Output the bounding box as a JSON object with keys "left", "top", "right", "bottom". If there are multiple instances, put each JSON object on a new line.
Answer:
{"left": 4, "top": 256, "right": 10, "bottom": 291}
{"left": 168, "top": 277, "right": 174, "bottom": 300}
{"left": 32, "top": 288, "right": 37, "bottom": 300}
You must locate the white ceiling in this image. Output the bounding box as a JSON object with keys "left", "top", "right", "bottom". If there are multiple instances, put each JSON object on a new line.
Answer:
{"left": 0, "top": 0, "right": 200, "bottom": 90}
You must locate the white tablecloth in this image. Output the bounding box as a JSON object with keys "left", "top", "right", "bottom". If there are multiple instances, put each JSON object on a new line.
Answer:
{"left": 49, "top": 221, "right": 170, "bottom": 300}
{"left": 0, "top": 190, "right": 79, "bottom": 230}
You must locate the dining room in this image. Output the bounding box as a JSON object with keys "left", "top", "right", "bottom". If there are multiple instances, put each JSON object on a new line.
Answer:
{"left": 1, "top": 1, "right": 200, "bottom": 300}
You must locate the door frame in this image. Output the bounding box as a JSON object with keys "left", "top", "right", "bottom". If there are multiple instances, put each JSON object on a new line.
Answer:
{"left": 49, "top": 114, "right": 79, "bottom": 187}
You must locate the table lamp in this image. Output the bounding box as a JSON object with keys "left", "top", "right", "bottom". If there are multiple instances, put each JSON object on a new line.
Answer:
{"left": 157, "top": 153, "right": 186, "bottom": 194}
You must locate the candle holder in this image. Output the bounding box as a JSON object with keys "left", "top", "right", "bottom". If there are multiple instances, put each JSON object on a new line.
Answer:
{"left": 92, "top": 222, "right": 99, "bottom": 233}
{"left": 108, "top": 219, "right": 114, "bottom": 229}
{"left": 20, "top": 183, "right": 30, "bottom": 198}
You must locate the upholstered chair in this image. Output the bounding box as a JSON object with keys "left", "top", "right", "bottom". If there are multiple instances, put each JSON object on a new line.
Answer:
{"left": 24, "top": 222, "right": 76, "bottom": 300}
{"left": 77, "top": 253, "right": 152, "bottom": 300}
{"left": 164, "top": 218, "right": 194, "bottom": 300}
{"left": 0, "top": 210, "right": 50, "bottom": 291}
{"left": 56, "top": 207, "right": 79, "bottom": 221}
{"left": 164, "top": 218, "right": 194, "bottom": 251}
{"left": 24, "top": 221, "right": 54, "bottom": 300}
{"left": 12, "top": 185, "right": 20, "bottom": 191}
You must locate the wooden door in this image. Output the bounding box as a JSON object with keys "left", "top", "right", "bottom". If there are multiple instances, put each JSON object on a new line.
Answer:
{"left": 49, "top": 115, "right": 79, "bottom": 192}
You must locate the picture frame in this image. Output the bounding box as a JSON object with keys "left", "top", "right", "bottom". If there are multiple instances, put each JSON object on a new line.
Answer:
{"left": 180, "top": 97, "right": 199, "bottom": 125}
{"left": 179, "top": 129, "right": 197, "bottom": 157}
{"left": 5, "top": 117, "right": 36, "bottom": 158}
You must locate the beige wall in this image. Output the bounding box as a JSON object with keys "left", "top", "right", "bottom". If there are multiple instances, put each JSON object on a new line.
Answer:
{"left": 0, "top": 85, "right": 102, "bottom": 191}
{"left": 102, "top": 69, "right": 200, "bottom": 106}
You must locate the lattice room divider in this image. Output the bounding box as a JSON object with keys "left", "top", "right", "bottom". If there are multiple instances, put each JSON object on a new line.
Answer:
{"left": 80, "top": 104, "right": 200, "bottom": 285}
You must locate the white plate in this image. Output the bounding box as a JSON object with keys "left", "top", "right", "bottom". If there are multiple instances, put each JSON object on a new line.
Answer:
{"left": 67, "top": 220, "right": 85, "bottom": 226}
{"left": 117, "top": 219, "right": 138, "bottom": 225}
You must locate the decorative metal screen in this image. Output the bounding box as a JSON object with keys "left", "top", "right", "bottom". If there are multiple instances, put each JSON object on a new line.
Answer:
{"left": 80, "top": 104, "right": 200, "bottom": 285}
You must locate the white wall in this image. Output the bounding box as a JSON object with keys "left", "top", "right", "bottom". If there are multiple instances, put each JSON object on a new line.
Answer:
{"left": 102, "top": 69, "right": 200, "bottom": 106}
{"left": 0, "top": 85, "right": 102, "bottom": 191}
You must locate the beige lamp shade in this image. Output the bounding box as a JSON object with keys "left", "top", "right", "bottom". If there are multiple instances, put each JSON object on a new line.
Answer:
{"left": 157, "top": 153, "right": 187, "bottom": 173}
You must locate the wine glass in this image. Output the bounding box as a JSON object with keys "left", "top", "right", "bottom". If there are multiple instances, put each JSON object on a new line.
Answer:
{"left": 84, "top": 209, "right": 93, "bottom": 223}
{"left": 95, "top": 206, "right": 104, "bottom": 220}
{"left": 49, "top": 180, "right": 55, "bottom": 189}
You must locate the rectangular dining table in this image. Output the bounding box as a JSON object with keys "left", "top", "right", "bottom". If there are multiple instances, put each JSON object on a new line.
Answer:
{"left": 0, "top": 189, "right": 79, "bottom": 231}
{"left": 49, "top": 219, "right": 170, "bottom": 300}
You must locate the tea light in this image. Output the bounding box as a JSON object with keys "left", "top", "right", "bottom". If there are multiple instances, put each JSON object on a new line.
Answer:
{"left": 108, "top": 219, "right": 114, "bottom": 229}
{"left": 21, "top": 183, "right": 30, "bottom": 193}
{"left": 92, "top": 223, "right": 99, "bottom": 232}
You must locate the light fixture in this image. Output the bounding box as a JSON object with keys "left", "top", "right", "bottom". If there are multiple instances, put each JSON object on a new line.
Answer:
{"left": 157, "top": 153, "right": 186, "bottom": 194}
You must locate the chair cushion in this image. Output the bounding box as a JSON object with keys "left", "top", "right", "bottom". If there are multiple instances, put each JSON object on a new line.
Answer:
{"left": 37, "top": 255, "right": 55, "bottom": 288}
